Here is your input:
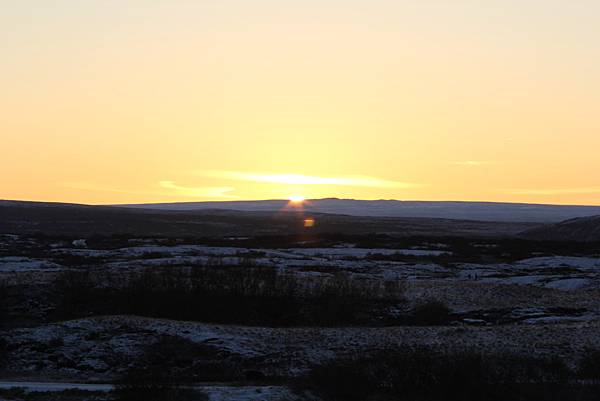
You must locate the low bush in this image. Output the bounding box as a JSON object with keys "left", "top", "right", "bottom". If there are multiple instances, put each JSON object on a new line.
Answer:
{"left": 138, "top": 335, "right": 242, "bottom": 382}
{"left": 408, "top": 300, "right": 452, "bottom": 325}
{"left": 53, "top": 267, "right": 406, "bottom": 326}
{"left": 114, "top": 368, "right": 208, "bottom": 401}
{"left": 298, "top": 348, "right": 578, "bottom": 401}
{"left": 577, "top": 348, "right": 600, "bottom": 380}
{"left": 54, "top": 269, "right": 96, "bottom": 318}
{"left": 0, "top": 337, "right": 8, "bottom": 369}
{"left": 115, "top": 340, "right": 213, "bottom": 401}
{"left": 0, "top": 281, "right": 8, "bottom": 329}
{"left": 0, "top": 388, "right": 26, "bottom": 400}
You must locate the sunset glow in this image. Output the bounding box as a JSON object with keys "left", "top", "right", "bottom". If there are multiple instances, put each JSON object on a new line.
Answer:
{"left": 2, "top": 2, "right": 600, "bottom": 205}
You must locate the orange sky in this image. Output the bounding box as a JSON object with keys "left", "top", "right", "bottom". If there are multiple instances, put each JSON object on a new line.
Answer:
{"left": 2, "top": 1, "right": 600, "bottom": 205}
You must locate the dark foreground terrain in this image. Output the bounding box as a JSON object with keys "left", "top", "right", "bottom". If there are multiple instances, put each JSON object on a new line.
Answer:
{"left": 2, "top": 201, "right": 600, "bottom": 400}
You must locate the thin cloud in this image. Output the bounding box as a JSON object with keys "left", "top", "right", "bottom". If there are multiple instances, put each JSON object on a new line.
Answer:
{"left": 451, "top": 161, "right": 500, "bottom": 167}
{"left": 62, "top": 182, "right": 156, "bottom": 196}
{"left": 63, "top": 181, "right": 238, "bottom": 199}
{"left": 202, "top": 171, "right": 422, "bottom": 189}
{"left": 506, "top": 187, "right": 600, "bottom": 195}
{"left": 159, "top": 181, "right": 237, "bottom": 198}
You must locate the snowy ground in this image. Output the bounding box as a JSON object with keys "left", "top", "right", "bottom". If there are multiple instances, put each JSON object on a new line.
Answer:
{"left": 4, "top": 315, "right": 600, "bottom": 383}
{"left": 3, "top": 242, "right": 600, "bottom": 293}
{"left": 3, "top": 235, "right": 600, "bottom": 399}
{"left": 3, "top": 238, "right": 600, "bottom": 322}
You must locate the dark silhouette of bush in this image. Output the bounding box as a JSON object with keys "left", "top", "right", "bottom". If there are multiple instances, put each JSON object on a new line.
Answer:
{"left": 577, "top": 348, "right": 600, "bottom": 380}
{"left": 0, "top": 282, "right": 7, "bottom": 329}
{"left": 409, "top": 300, "right": 452, "bottom": 325}
{"left": 0, "top": 388, "right": 108, "bottom": 400}
{"left": 139, "top": 335, "right": 243, "bottom": 382}
{"left": 54, "top": 269, "right": 96, "bottom": 318}
{"left": 0, "top": 388, "right": 26, "bottom": 399}
{"left": 114, "top": 368, "right": 208, "bottom": 401}
{"left": 115, "top": 337, "right": 215, "bottom": 401}
{"left": 53, "top": 266, "right": 406, "bottom": 326}
{"left": 298, "top": 348, "right": 577, "bottom": 401}
{"left": 0, "top": 337, "right": 8, "bottom": 369}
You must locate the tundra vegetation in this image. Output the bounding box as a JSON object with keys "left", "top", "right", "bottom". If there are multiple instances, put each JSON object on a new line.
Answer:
{"left": 2, "top": 213, "right": 600, "bottom": 400}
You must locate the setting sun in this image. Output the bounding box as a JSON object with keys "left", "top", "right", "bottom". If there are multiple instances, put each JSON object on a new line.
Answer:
{"left": 288, "top": 195, "right": 306, "bottom": 204}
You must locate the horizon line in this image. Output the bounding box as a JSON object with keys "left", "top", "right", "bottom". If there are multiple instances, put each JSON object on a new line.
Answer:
{"left": 4, "top": 197, "right": 600, "bottom": 208}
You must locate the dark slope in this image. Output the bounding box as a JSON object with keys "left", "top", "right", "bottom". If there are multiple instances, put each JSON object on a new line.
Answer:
{"left": 522, "top": 215, "right": 600, "bottom": 242}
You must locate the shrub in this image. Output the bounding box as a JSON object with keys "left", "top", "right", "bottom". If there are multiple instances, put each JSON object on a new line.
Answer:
{"left": 577, "top": 348, "right": 600, "bottom": 380}
{"left": 114, "top": 336, "right": 215, "bottom": 401}
{"left": 53, "top": 266, "right": 407, "bottom": 326}
{"left": 298, "top": 348, "right": 573, "bottom": 401}
{"left": 0, "top": 388, "right": 26, "bottom": 400}
{"left": 139, "top": 335, "right": 242, "bottom": 382}
{"left": 115, "top": 365, "right": 209, "bottom": 401}
{"left": 54, "top": 269, "right": 96, "bottom": 318}
{"left": 0, "top": 282, "right": 7, "bottom": 329}
{"left": 409, "top": 300, "right": 452, "bottom": 325}
{"left": 0, "top": 337, "right": 8, "bottom": 369}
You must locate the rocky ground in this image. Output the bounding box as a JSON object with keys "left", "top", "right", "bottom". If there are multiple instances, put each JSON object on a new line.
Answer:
{"left": 2, "top": 233, "right": 600, "bottom": 400}
{"left": 4, "top": 316, "right": 600, "bottom": 381}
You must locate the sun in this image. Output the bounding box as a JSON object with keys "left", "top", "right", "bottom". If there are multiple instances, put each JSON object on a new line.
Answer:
{"left": 288, "top": 195, "right": 306, "bottom": 204}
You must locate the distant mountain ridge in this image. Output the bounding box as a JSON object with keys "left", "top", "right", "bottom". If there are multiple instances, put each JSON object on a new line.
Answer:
{"left": 118, "top": 198, "right": 600, "bottom": 223}
{"left": 0, "top": 199, "right": 537, "bottom": 238}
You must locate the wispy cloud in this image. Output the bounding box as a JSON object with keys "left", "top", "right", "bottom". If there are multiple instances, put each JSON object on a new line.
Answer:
{"left": 202, "top": 171, "right": 422, "bottom": 189}
{"left": 63, "top": 181, "right": 238, "bottom": 199}
{"left": 62, "top": 182, "right": 155, "bottom": 196}
{"left": 451, "top": 161, "right": 500, "bottom": 167}
{"left": 505, "top": 187, "right": 600, "bottom": 195}
{"left": 159, "top": 181, "right": 237, "bottom": 198}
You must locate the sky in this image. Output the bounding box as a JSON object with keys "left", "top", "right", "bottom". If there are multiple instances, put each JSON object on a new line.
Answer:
{"left": 2, "top": 1, "right": 600, "bottom": 205}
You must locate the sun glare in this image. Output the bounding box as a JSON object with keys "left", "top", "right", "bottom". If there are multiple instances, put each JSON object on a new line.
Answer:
{"left": 288, "top": 195, "right": 305, "bottom": 203}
